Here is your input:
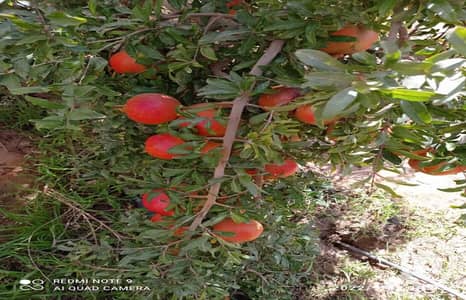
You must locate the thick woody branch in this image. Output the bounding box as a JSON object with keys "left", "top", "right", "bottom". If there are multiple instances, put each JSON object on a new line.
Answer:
{"left": 189, "top": 40, "right": 285, "bottom": 231}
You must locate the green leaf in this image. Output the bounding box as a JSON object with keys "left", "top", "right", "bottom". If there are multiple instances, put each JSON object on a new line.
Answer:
{"left": 137, "top": 45, "right": 165, "bottom": 60}
{"left": 200, "top": 46, "right": 218, "bottom": 61}
{"left": 378, "top": 0, "right": 397, "bottom": 15}
{"left": 0, "top": 74, "right": 22, "bottom": 90}
{"left": 198, "top": 78, "right": 240, "bottom": 99}
{"left": 438, "top": 185, "right": 466, "bottom": 192}
{"left": 9, "top": 86, "right": 50, "bottom": 95}
{"left": 391, "top": 62, "right": 432, "bottom": 75}
{"left": 25, "top": 96, "right": 65, "bottom": 109}
{"left": 32, "top": 116, "right": 64, "bottom": 130}
{"left": 427, "top": 0, "right": 458, "bottom": 23}
{"left": 400, "top": 101, "right": 432, "bottom": 124}
{"left": 263, "top": 19, "right": 306, "bottom": 31}
{"left": 132, "top": 1, "right": 152, "bottom": 22}
{"left": 351, "top": 52, "right": 377, "bottom": 65}
{"left": 68, "top": 108, "right": 105, "bottom": 121}
{"left": 447, "top": 26, "right": 466, "bottom": 56}
{"left": 382, "top": 149, "right": 403, "bottom": 165}
{"left": 302, "top": 72, "right": 353, "bottom": 90}
{"left": 249, "top": 112, "right": 269, "bottom": 125}
{"left": 375, "top": 182, "right": 402, "bottom": 198}
{"left": 0, "top": 13, "right": 42, "bottom": 30}
{"left": 13, "top": 58, "right": 30, "bottom": 80}
{"left": 230, "top": 211, "right": 249, "bottom": 224}
{"left": 88, "top": 0, "right": 97, "bottom": 15}
{"left": 199, "top": 28, "right": 249, "bottom": 45}
{"left": 46, "top": 12, "right": 87, "bottom": 27}
{"left": 15, "top": 34, "right": 47, "bottom": 45}
{"left": 381, "top": 88, "right": 436, "bottom": 102}
{"left": 238, "top": 175, "right": 260, "bottom": 197}
{"left": 295, "top": 49, "right": 346, "bottom": 71}
{"left": 381, "top": 175, "right": 418, "bottom": 186}
{"left": 380, "top": 40, "right": 401, "bottom": 66}
{"left": 322, "top": 88, "right": 358, "bottom": 120}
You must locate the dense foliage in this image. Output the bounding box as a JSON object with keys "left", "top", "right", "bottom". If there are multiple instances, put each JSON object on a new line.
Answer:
{"left": 0, "top": 0, "right": 465, "bottom": 299}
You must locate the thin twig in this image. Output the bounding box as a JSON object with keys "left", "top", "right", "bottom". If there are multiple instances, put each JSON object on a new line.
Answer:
{"left": 27, "top": 210, "right": 73, "bottom": 283}
{"left": 245, "top": 268, "right": 269, "bottom": 285}
{"left": 189, "top": 40, "right": 285, "bottom": 231}
{"left": 45, "top": 189, "right": 123, "bottom": 241}
{"left": 260, "top": 111, "right": 274, "bottom": 133}
{"left": 78, "top": 56, "right": 92, "bottom": 85}
{"left": 34, "top": 6, "right": 52, "bottom": 39}
{"left": 83, "top": 214, "right": 99, "bottom": 245}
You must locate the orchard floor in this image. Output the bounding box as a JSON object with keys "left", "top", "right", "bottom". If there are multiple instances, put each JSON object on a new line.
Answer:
{"left": 0, "top": 128, "right": 36, "bottom": 231}
{"left": 307, "top": 165, "right": 466, "bottom": 300}
{"left": 1, "top": 125, "right": 465, "bottom": 299}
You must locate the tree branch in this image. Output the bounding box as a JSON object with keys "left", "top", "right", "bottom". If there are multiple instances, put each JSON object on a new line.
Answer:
{"left": 188, "top": 40, "right": 285, "bottom": 231}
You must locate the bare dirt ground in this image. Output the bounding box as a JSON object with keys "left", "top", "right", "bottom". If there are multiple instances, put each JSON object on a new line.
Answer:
{"left": 308, "top": 164, "right": 466, "bottom": 300}
{"left": 370, "top": 169, "right": 466, "bottom": 300}
{"left": 0, "top": 128, "right": 36, "bottom": 228}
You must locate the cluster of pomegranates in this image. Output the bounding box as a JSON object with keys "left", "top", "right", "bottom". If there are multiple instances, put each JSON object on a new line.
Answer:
{"left": 117, "top": 89, "right": 289, "bottom": 243}
{"left": 406, "top": 148, "right": 466, "bottom": 176}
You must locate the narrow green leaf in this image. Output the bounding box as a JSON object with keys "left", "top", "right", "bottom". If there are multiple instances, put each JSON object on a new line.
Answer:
{"left": 68, "top": 108, "right": 105, "bottom": 121}
{"left": 238, "top": 175, "right": 260, "bottom": 197}
{"left": 351, "top": 52, "right": 377, "bottom": 65}
{"left": 200, "top": 46, "right": 218, "bottom": 61}
{"left": 46, "top": 12, "right": 87, "bottom": 27}
{"left": 447, "top": 26, "right": 466, "bottom": 56}
{"left": 375, "top": 182, "right": 402, "bottom": 198}
{"left": 13, "top": 58, "right": 30, "bottom": 80}
{"left": 428, "top": 0, "right": 457, "bottom": 23}
{"left": 381, "top": 88, "right": 436, "bottom": 102}
{"left": 378, "top": 0, "right": 397, "bottom": 15}
{"left": 302, "top": 72, "right": 353, "bottom": 90}
{"left": 380, "top": 40, "right": 401, "bottom": 66}
{"left": 249, "top": 112, "right": 269, "bottom": 125}
{"left": 9, "top": 86, "right": 50, "bottom": 95}
{"left": 25, "top": 96, "right": 65, "bottom": 109}
{"left": 198, "top": 78, "right": 240, "bottom": 99}
{"left": 32, "top": 116, "right": 64, "bottom": 130}
{"left": 322, "top": 88, "right": 358, "bottom": 120}
{"left": 199, "top": 29, "right": 249, "bottom": 44}
{"left": 295, "top": 49, "right": 346, "bottom": 71}
{"left": 88, "top": 0, "right": 97, "bottom": 15}
{"left": 230, "top": 211, "right": 249, "bottom": 223}
{"left": 438, "top": 185, "right": 466, "bottom": 192}
{"left": 400, "top": 101, "right": 432, "bottom": 124}
{"left": 137, "top": 45, "right": 165, "bottom": 60}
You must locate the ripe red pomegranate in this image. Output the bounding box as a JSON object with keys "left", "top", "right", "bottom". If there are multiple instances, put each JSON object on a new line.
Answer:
{"left": 295, "top": 105, "right": 336, "bottom": 125}
{"left": 109, "top": 51, "right": 147, "bottom": 74}
{"left": 151, "top": 214, "right": 164, "bottom": 222}
{"left": 294, "top": 105, "right": 316, "bottom": 125}
{"left": 321, "top": 25, "right": 379, "bottom": 56}
{"left": 258, "top": 87, "right": 301, "bottom": 109}
{"left": 213, "top": 218, "right": 263, "bottom": 243}
{"left": 145, "top": 134, "right": 186, "bottom": 160}
{"left": 265, "top": 159, "right": 299, "bottom": 178}
{"left": 142, "top": 189, "right": 174, "bottom": 216}
{"left": 123, "top": 93, "right": 181, "bottom": 125}
{"left": 177, "top": 104, "right": 226, "bottom": 136}
{"left": 408, "top": 149, "right": 466, "bottom": 175}
{"left": 200, "top": 141, "right": 222, "bottom": 154}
